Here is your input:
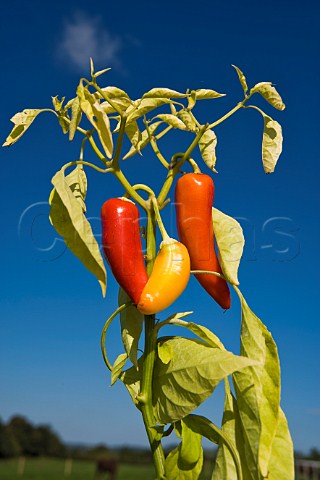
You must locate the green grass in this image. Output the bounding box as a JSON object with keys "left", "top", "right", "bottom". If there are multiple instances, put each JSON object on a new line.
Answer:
{"left": 0, "top": 457, "right": 156, "bottom": 480}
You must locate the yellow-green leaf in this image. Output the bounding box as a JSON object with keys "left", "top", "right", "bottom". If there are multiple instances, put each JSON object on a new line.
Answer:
{"left": 77, "top": 83, "right": 113, "bottom": 158}
{"left": 155, "top": 114, "right": 187, "bottom": 130}
{"left": 195, "top": 89, "right": 226, "bottom": 100}
{"left": 251, "top": 82, "right": 285, "bottom": 111}
{"left": 262, "top": 116, "right": 283, "bottom": 174}
{"left": 49, "top": 167, "right": 106, "bottom": 296}
{"left": 127, "top": 98, "right": 171, "bottom": 123}
{"left": 3, "top": 109, "right": 45, "bottom": 146}
{"left": 231, "top": 65, "right": 248, "bottom": 94}
{"left": 125, "top": 120, "right": 142, "bottom": 153}
{"left": 232, "top": 287, "right": 281, "bottom": 480}
{"left": 122, "top": 121, "right": 163, "bottom": 160}
{"left": 188, "top": 91, "right": 197, "bottom": 110}
{"left": 111, "top": 353, "right": 128, "bottom": 386}
{"left": 69, "top": 97, "right": 82, "bottom": 141}
{"left": 153, "top": 337, "right": 258, "bottom": 424}
{"left": 199, "top": 129, "right": 217, "bottom": 171}
{"left": 178, "top": 110, "right": 197, "bottom": 131}
{"left": 212, "top": 207, "right": 245, "bottom": 285}
{"left": 118, "top": 289, "right": 143, "bottom": 369}
{"left": 267, "top": 408, "right": 294, "bottom": 480}
{"left": 142, "top": 88, "right": 187, "bottom": 99}
{"left": 165, "top": 443, "right": 203, "bottom": 480}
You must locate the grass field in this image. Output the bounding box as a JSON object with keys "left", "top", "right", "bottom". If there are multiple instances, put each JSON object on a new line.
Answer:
{"left": 0, "top": 457, "right": 216, "bottom": 479}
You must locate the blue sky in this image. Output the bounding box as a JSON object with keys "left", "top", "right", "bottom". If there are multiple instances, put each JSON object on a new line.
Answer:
{"left": 0, "top": 0, "right": 319, "bottom": 454}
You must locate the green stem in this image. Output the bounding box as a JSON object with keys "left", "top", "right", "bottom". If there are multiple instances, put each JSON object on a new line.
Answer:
{"left": 145, "top": 119, "right": 169, "bottom": 169}
{"left": 207, "top": 95, "right": 251, "bottom": 130}
{"left": 112, "top": 114, "right": 127, "bottom": 169}
{"left": 157, "top": 125, "right": 207, "bottom": 207}
{"left": 61, "top": 160, "right": 112, "bottom": 175}
{"left": 155, "top": 125, "right": 173, "bottom": 141}
{"left": 151, "top": 197, "right": 170, "bottom": 240}
{"left": 100, "top": 303, "right": 132, "bottom": 371}
{"left": 91, "top": 81, "right": 124, "bottom": 116}
{"left": 111, "top": 168, "right": 148, "bottom": 210}
{"left": 140, "top": 210, "right": 166, "bottom": 479}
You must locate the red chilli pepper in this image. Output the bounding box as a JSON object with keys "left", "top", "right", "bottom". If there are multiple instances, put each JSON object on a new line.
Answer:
{"left": 101, "top": 197, "right": 148, "bottom": 305}
{"left": 175, "top": 173, "right": 231, "bottom": 309}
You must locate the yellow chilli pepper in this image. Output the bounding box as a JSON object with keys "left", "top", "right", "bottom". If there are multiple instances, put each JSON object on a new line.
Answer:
{"left": 137, "top": 238, "right": 190, "bottom": 315}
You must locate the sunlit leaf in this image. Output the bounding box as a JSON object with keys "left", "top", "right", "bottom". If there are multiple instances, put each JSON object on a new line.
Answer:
{"left": 155, "top": 114, "right": 187, "bottom": 130}
{"left": 262, "top": 115, "right": 283, "bottom": 174}
{"left": 195, "top": 89, "right": 226, "bottom": 100}
{"left": 188, "top": 91, "right": 197, "bottom": 110}
{"left": 178, "top": 111, "right": 197, "bottom": 131}
{"left": 231, "top": 65, "right": 248, "bottom": 94}
{"left": 183, "top": 414, "right": 242, "bottom": 479}
{"left": 118, "top": 289, "right": 143, "bottom": 369}
{"left": 122, "top": 121, "right": 163, "bottom": 160}
{"left": 100, "top": 97, "right": 132, "bottom": 114}
{"left": 125, "top": 120, "right": 142, "bottom": 153}
{"left": 153, "top": 336, "right": 258, "bottom": 424}
{"left": 180, "top": 419, "right": 203, "bottom": 469}
{"left": 111, "top": 353, "right": 128, "bottom": 385}
{"left": 127, "top": 98, "right": 171, "bottom": 123}
{"left": 49, "top": 167, "right": 106, "bottom": 296}
{"left": 251, "top": 82, "right": 285, "bottom": 110}
{"left": 69, "top": 97, "right": 82, "bottom": 141}
{"left": 77, "top": 82, "right": 113, "bottom": 158}
{"left": 142, "top": 88, "right": 187, "bottom": 99}
{"left": 165, "top": 443, "right": 203, "bottom": 480}
{"left": 167, "top": 318, "right": 225, "bottom": 349}
{"left": 158, "top": 341, "right": 173, "bottom": 365}
{"left": 199, "top": 129, "right": 217, "bottom": 171}
{"left": 268, "top": 408, "right": 294, "bottom": 480}
{"left": 3, "top": 109, "right": 45, "bottom": 146}
{"left": 52, "top": 96, "right": 65, "bottom": 112}
{"left": 232, "top": 287, "right": 281, "bottom": 479}
{"left": 212, "top": 207, "right": 245, "bottom": 285}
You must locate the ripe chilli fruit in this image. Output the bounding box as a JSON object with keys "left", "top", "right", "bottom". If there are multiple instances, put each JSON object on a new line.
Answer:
{"left": 175, "top": 173, "right": 230, "bottom": 309}
{"left": 137, "top": 238, "right": 190, "bottom": 315}
{"left": 101, "top": 197, "right": 148, "bottom": 305}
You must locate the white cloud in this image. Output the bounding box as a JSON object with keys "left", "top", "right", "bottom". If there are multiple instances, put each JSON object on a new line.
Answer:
{"left": 57, "top": 11, "right": 122, "bottom": 72}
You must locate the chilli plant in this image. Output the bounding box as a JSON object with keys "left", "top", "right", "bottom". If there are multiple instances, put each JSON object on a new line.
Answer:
{"left": 3, "top": 61, "right": 294, "bottom": 479}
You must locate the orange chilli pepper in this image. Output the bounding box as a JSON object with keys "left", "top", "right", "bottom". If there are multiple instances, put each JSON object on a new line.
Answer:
{"left": 137, "top": 238, "right": 190, "bottom": 315}
{"left": 175, "top": 173, "right": 230, "bottom": 309}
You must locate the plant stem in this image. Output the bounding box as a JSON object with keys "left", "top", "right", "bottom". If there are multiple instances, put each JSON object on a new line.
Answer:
{"left": 111, "top": 168, "right": 147, "bottom": 210}
{"left": 140, "top": 210, "right": 166, "bottom": 479}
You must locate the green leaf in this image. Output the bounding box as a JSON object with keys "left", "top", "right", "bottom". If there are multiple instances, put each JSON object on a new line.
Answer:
{"left": 212, "top": 207, "right": 245, "bottom": 285}
{"left": 101, "top": 97, "right": 132, "bottom": 114}
{"left": 178, "top": 111, "right": 197, "bottom": 131}
{"left": 142, "top": 88, "right": 187, "bottom": 99}
{"left": 211, "top": 380, "right": 248, "bottom": 480}
{"left": 127, "top": 98, "right": 171, "bottom": 123}
{"left": 232, "top": 287, "right": 281, "bottom": 479}
{"left": 52, "top": 96, "right": 65, "bottom": 112}
{"left": 3, "top": 109, "right": 45, "bottom": 146}
{"left": 180, "top": 419, "right": 203, "bottom": 469}
{"left": 49, "top": 166, "right": 107, "bottom": 296}
{"left": 65, "top": 164, "right": 87, "bottom": 211}
{"left": 118, "top": 289, "right": 143, "bottom": 369}
{"left": 267, "top": 408, "right": 294, "bottom": 480}
{"left": 77, "top": 82, "right": 113, "bottom": 158}
{"left": 69, "top": 97, "right": 82, "bottom": 141}
{"left": 111, "top": 353, "right": 128, "bottom": 385}
{"left": 165, "top": 318, "right": 225, "bottom": 350}
{"left": 155, "top": 114, "right": 187, "bottom": 130}
{"left": 122, "top": 121, "right": 163, "bottom": 160}
{"left": 158, "top": 341, "right": 173, "bottom": 365}
{"left": 125, "top": 120, "right": 142, "bottom": 153}
{"left": 165, "top": 443, "right": 203, "bottom": 480}
{"left": 262, "top": 115, "right": 283, "bottom": 174}
{"left": 153, "top": 336, "right": 259, "bottom": 424}
{"left": 121, "top": 362, "right": 141, "bottom": 407}
{"left": 183, "top": 414, "right": 242, "bottom": 480}
{"left": 195, "top": 89, "right": 226, "bottom": 100}
{"left": 250, "top": 82, "right": 285, "bottom": 111}
{"left": 199, "top": 129, "right": 217, "bottom": 171}
{"left": 231, "top": 65, "right": 248, "bottom": 95}
{"left": 188, "top": 91, "right": 197, "bottom": 110}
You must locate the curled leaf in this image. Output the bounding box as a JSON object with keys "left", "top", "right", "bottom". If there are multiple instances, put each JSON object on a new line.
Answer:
{"left": 122, "top": 121, "right": 163, "bottom": 160}
{"left": 118, "top": 289, "right": 143, "bottom": 369}
{"left": 49, "top": 166, "right": 106, "bottom": 296}
{"left": 262, "top": 115, "right": 283, "bottom": 174}
{"left": 199, "top": 129, "right": 217, "bottom": 171}
{"left": 142, "top": 88, "right": 187, "bottom": 99}
{"left": 111, "top": 353, "right": 128, "bottom": 385}
{"left": 212, "top": 207, "right": 245, "bottom": 285}
{"left": 231, "top": 64, "right": 248, "bottom": 94}
{"left": 155, "top": 114, "right": 187, "bottom": 130}
{"left": 251, "top": 82, "right": 285, "bottom": 111}
{"left": 3, "top": 109, "right": 45, "bottom": 146}
{"left": 69, "top": 97, "right": 82, "bottom": 141}
{"left": 195, "top": 89, "right": 226, "bottom": 100}
{"left": 178, "top": 110, "right": 197, "bottom": 131}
